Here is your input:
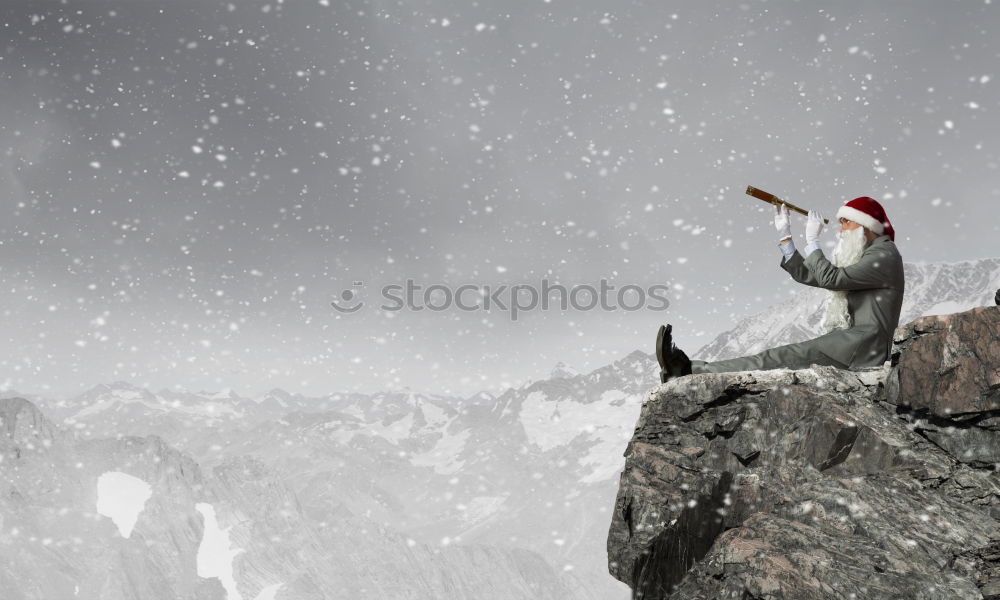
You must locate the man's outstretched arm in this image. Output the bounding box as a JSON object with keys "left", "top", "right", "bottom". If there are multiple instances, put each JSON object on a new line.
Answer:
{"left": 779, "top": 242, "right": 822, "bottom": 287}
{"left": 803, "top": 246, "right": 893, "bottom": 291}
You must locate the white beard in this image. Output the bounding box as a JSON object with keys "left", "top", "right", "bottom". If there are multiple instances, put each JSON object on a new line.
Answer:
{"left": 820, "top": 226, "right": 868, "bottom": 334}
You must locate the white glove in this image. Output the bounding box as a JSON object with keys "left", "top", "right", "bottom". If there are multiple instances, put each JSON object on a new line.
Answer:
{"left": 805, "top": 210, "right": 825, "bottom": 246}
{"left": 773, "top": 203, "right": 792, "bottom": 242}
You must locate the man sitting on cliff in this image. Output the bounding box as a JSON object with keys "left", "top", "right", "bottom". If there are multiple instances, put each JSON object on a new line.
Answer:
{"left": 657, "top": 196, "right": 905, "bottom": 383}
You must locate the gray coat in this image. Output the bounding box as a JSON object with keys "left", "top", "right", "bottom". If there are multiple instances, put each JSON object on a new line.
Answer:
{"left": 691, "top": 234, "right": 905, "bottom": 374}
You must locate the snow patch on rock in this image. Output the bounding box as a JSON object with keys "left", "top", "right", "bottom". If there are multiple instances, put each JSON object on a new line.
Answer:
{"left": 95, "top": 471, "right": 152, "bottom": 538}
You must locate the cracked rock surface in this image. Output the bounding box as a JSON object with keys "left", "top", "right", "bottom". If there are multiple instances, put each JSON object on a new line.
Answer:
{"left": 887, "top": 306, "right": 1000, "bottom": 468}
{"left": 608, "top": 306, "right": 1000, "bottom": 599}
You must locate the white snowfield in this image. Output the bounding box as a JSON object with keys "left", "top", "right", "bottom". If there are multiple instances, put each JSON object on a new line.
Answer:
{"left": 519, "top": 388, "right": 644, "bottom": 484}
{"left": 96, "top": 471, "right": 152, "bottom": 538}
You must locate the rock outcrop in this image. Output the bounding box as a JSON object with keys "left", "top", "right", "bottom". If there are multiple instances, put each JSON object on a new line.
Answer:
{"left": 608, "top": 305, "right": 1000, "bottom": 599}
{"left": 887, "top": 306, "right": 1000, "bottom": 468}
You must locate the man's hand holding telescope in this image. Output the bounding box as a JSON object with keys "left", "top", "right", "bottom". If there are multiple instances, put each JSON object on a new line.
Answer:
{"left": 746, "top": 185, "right": 830, "bottom": 257}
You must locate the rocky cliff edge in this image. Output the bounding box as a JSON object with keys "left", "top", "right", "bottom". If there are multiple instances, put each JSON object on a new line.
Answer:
{"left": 608, "top": 305, "right": 1000, "bottom": 600}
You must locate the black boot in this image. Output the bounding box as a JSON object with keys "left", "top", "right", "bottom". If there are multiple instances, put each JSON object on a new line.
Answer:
{"left": 656, "top": 324, "right": 693, "bottom": 383}
{"left": 656, "top": 324, "right": 673, "bottom": 382}
{"left": 656, "top": 324, "right": 671, "bottom": 374}
{"left": 667, "top": 345, "right": 693, "bottom": 382}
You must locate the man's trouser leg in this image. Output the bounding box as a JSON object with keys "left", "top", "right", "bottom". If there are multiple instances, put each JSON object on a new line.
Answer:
{"left": 690, "top": 341, "right": 849, "bottom": 374}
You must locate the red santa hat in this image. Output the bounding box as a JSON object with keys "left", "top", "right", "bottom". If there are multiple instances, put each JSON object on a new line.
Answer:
{"left": 836, "top": 196, "right": 895, "bottom": 242}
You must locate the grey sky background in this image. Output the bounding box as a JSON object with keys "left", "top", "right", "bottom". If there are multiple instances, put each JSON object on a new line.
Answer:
{"left": 2, "top": 0, "right": 998, "bottom": 399}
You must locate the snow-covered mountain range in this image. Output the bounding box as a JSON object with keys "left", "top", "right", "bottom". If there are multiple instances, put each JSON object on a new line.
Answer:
{"left": 4, "top": 353, "right": 656, "bottom": 599}
{"left": 0, "top": 395, "right": 601, "bottom": 599}
{"left": 3, "top": 256, "right": 998, "bottom": 599}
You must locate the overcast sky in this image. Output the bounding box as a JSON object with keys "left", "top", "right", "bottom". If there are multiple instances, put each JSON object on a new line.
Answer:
{"left": 2, "top": 0, "right": 998, "bottom": 399}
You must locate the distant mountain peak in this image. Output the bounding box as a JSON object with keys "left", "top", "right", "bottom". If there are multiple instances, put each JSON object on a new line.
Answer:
{"left": 549, "top": 361, "right": 580, "bottom": 379}
{"left": 80, "top": 380, "right": 146, "bottom": 397}
{"left": 623, "top": 349, "right": 652, "bottom": 361}
{"left": 108, "top": 380, "right": 144, "bottom": 390}
{"left": 196, "top": 387, "right": 242, "bottom": 400}
{"left": 0, "top": 397, "right": 59, "bottom": 448}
